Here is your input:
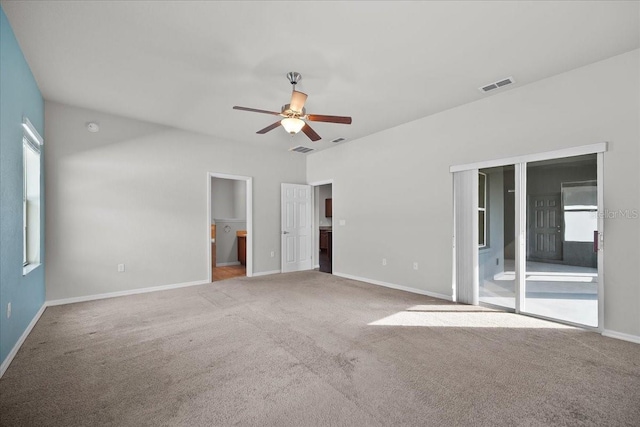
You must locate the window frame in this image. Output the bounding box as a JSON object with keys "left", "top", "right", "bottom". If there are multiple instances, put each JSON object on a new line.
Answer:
{"left": 478, "top": 172, "right": 487, "bottom": 248}
{"left": 561, "top": 180, "right": 597, "bottom": 243}
{"left": 22, "top": 117, "right": 43, "bottom": 275}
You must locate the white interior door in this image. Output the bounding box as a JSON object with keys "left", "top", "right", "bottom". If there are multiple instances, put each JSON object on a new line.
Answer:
{"left": 281, "top": 183, "right": 312, "bottom": 273}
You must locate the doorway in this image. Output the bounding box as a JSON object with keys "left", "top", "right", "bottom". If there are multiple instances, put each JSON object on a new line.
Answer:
{"left": 208, "top": 173, "right": 253, "bottom": 282}
{"left": 314, "top": 183, "right": 333, "bottom": 273}
{"left": 454, "top": 144, "right": 605, "bottom": 329}
{"left": 523, "top": 155, "right": 599, "bottom": 326}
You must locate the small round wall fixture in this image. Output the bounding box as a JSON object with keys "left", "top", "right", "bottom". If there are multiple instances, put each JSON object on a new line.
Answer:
{"left": 86, "top": 122, "right": 100, "bottom": 133}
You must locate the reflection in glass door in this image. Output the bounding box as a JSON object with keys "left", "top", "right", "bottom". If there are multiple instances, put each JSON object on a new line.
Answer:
{"left": 478, "top": 166, "right": 516, "bottom": 309}
{"left": 524, "top": 154, "right": 598, "bottom": 327}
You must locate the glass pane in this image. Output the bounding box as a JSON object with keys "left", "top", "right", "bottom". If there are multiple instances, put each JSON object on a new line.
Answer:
{"left": 478, "top": 211, "right": 485, "bottom": 246}
{"left": 564, "top": 212, "right": 597, "bottom": 242}
{"left": 478, "top": 166, "right": 515, "bottom": 309}
{"left": 478, "top": 173, "right": 486, "bottom": 209}
{"left": 563, "top": 183, "right": 596, "bottom": 208}
{"left": 524, "top": 154, "right": 598, "bottom": 327}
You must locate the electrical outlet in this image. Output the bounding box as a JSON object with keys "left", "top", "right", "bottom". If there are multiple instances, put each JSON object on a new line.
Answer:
{"left": 7, "top": 302, "right": 11, "bottom": 319}
{"left": 382, "top": 258, "right": 387, "bottom": 266}
{"left": 270, "top": 250, "right": 275, "bottom": 258}
{"left": 117, "top": 264, "right": 125, "bottom": 273}
{"left": 339, "top": 219, "right": 346, "bottom": 226}
{"left": 413, "top": 262, "right": 419, "bottom": 270}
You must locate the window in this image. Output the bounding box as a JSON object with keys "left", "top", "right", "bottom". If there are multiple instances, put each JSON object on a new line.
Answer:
{"left": 478, "top": 172, "right": 486, "bottom": 248}
{"left": 22, "top": 118, "right": 43, "bottom": 274}
{"left": 562, "top": 180, "right": 597, "bottom": 242}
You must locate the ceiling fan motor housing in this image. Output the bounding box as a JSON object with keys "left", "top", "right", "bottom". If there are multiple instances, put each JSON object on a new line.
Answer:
{"left": 281, "top": 104, "right": 306, "bottom": 118}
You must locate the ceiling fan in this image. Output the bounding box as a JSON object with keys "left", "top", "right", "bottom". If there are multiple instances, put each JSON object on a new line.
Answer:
{"left": 233, "top": 72, "right": 352, "bottom": 142}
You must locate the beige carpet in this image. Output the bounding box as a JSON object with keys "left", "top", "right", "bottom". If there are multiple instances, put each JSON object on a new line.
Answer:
{"left": 1, "top": 271, "right": 639, "bottom": 426}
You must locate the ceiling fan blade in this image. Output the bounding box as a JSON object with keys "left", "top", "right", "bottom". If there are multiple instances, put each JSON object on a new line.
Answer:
{"left": 301, "top": 123, "right": 321, "bottom": 142}
{"left": 289, "top": 90, "right": 308, "bottom": 113}
{"left": 256, "top": 121, "right": 282, "bottom": 134}
{"left": 306, "top": 114, "right": 352, "bottom": 124}
{"left": 233, "top": 106, "right": 281, "bottom": 116}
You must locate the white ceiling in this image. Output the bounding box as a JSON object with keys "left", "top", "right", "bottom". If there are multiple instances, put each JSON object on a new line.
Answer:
{"left": 3, "top": 1, "right": 639, "bottom": 152}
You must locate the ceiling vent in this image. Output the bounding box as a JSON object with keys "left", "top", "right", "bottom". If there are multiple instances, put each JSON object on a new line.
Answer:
{"left": 479, "top": 76, "right": 514, "bottom": 93}
{"left": 289, "top": 145, "right": 315, "bottom": 154}
{"left": 331, "top": 137, "right": 346, "bottom": 143}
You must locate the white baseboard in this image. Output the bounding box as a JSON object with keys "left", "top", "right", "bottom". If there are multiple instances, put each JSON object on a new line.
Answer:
{"left": 215, "top": 261, "right": 241, "bottom": 267}
{"left": 46, "top": 279, "right": 210, "bottom": 307}
{"left": 252, "top": 270, "right": 281, "bottom": 277}
{"left": 602, "top": 329, "right": 640, "bottom": 344}
{"left": 0, "top": 303, "right": 47, "bottom": 378}
{"left": 333, "top": 272, "right": 453, "bottom": 301}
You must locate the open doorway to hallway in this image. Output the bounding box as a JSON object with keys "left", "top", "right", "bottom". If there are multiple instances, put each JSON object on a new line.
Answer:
{"left": 209, "top": 174, "right": 253, "bottom": 282}
{"left": 312, "top": 182, "right": 333, "bottom": 274}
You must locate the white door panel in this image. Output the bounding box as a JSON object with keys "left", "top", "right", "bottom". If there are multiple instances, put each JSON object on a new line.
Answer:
{"left": 281, "top": 183, "right": 312, "bottom": 273}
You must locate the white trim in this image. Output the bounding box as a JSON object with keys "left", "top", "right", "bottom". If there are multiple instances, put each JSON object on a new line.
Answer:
{"left": 449, "top": 142, "right": 607, "bottom": 173}
{"left": 0, "top": 303, "right": 46, "bottom": 378}
{"left": 602, "top": 330, "right": 640, "bottom": 345}
{"left": 252, "top": 270, "right": 281, "bottom": 277}
{"left": 46, "top": 279, "right": 210, "bottom": 307}
{"left": 22, "top": 117, "right": 43, "bottom": 146}
{"left": 308, "top": 179, "right": 334, "bottom": 186}
{"left": 596, "top": 152, "right": 605, "bottom": 331}
{"left": 215, "top": 261, "right": 240, "bottom": 267}
{"left": 333, "top": 272, "right": 453, "bottom": 301}
{"left": 514, "top": 163, "right": 526, "bottom": 313}
{"left": 22, "top": 263, "right": 41, "bottom": 276}
{"left": 208, "top": 172, "right": 248, "bottom": 181}
{"left": 208, "top": 173, "right": 253, "bottom": 280}
{"left": 478, "top": 171, "right": 487, "bottom": 248}
{"left": 212, "top": 218, "right": 247, "bottom": 224}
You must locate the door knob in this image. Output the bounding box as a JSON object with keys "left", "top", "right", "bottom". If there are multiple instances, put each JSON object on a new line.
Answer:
{"left": 282, "top": 231, "right": 290, "bottom": 234}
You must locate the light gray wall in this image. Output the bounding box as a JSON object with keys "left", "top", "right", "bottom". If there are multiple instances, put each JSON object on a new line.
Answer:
{"left": 233, "top": 180, "right": 246, "bottom": 220}
{"left": 211, "top": 178, "right": 235, "bottom": 220}
{"left": 307, "top": 50, "right": 640, "bottom": 337}
{"left": 44, "top": 101, "right": 306, "bottom": 300}
{"left": 214, "top": 219, "right": 246, "bottom": 265}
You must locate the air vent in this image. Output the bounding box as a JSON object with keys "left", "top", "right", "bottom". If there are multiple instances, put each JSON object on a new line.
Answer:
{"left": 331, "top": 137, "right": 346, "bottom": 143}
{"left": 289, "top": 145, "right": 315, "bottom": 154}
{"left": 479, "top": 76, "right": 514, "bottom": 93}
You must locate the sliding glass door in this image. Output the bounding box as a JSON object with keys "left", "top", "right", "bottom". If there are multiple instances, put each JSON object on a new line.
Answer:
{"left": 523, "top": 154, "right": 599, "bottom": 327}
{"left": 478, "top": 166, "right": 516, "bottom": 309}
{"left": 467, "top": 152, "right": 602, "bottom": 328}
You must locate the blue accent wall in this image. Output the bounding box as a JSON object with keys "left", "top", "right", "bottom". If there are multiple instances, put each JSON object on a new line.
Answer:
{"left": 0, "top": 6, "right": 45, "bottom": 367}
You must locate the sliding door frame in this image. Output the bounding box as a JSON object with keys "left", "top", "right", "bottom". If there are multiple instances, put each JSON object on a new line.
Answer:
{"left": 451, "top": 143, "right": 607, "bottom": 331}
{"left": 514, "top": 163, "right": 526, "bottom": 313}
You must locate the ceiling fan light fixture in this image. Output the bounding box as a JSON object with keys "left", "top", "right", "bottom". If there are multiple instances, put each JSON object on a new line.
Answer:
{"left": 233, "top": 71, "right": 351, "bottom": 142}
{"left": 281, "top": 117, "right": 305, "bottom": 135}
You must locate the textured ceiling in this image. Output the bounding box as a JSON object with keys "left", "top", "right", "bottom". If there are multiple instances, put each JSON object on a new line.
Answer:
{"left": 3, "top": 1, "right": 639, "bottom": 152}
